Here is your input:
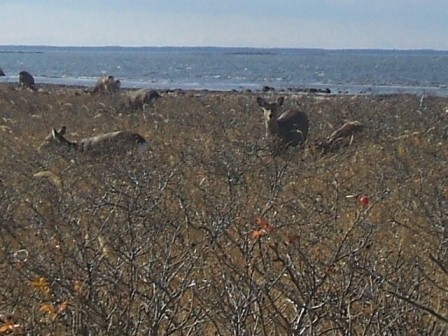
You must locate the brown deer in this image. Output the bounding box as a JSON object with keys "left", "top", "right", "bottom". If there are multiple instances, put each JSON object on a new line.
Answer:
{"left": 18, "top": 70, "right": 36, "bottom": 90}
{"left": 124, "top": 88, "right": 161, "bottom": 110}
{"left": 39, "top": 126, "right": 148, "bottom": 155}
{"left": 92, "top": 75, "right": 121, "bottom": 94}
{"left": 256, "top": 96, "right": 309, "bottom": 151}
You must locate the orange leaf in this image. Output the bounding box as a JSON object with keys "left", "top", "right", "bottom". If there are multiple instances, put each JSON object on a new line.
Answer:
{"left": 32, "top": 277, "right": 49, "bottom": 292}
{"left": 31, "top": 277, "right": 48, "bottom": 289}
{"left": 38, "top": 303, "right": 55, "bottom": 314}
{"left": 251, "top": 229, "right": 270, "bottom": 240}
{"left": 73, "top": 280, "right": 84, "bottom": 297}
{"left": 57, "top": 300, "right": 69, "bottom": 314}
{"left": 251, "top": 230, "right": 262, "bottom": 239}
{"left": 31, "top": 277, "right": 51, "bottom": 296}
{"left": 0, "top": 321, "right": 15, "bottom": 333}
{"left": 255, "top": 216, "right": 273, "bottom": 232}
{"left": 39, "top": 303, "right": 58, "bottom": 321}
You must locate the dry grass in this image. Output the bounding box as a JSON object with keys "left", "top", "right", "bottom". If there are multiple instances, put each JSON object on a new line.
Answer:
{"left": 0, "top": 83, "right": 447, "bottom": 335}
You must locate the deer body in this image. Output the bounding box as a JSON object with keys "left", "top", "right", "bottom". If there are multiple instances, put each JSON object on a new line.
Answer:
{"left": 257, "top": 96, "right": 309, "bottom": 149}
{"left": 18, "top": 70, "right": 36, "bottom": 90}
{"left": 40, "top": 126, "right": 148, "bottom": 155}
{"left": 92, "top": 75, "right": 121, "bottom": 94}
{"left": 125, "top": 89, "right": 161, "bottom": 110}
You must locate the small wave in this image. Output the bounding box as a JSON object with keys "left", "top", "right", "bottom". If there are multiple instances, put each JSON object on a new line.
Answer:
{"left": 0, "top": 47, "right": 447, "bottom": 95}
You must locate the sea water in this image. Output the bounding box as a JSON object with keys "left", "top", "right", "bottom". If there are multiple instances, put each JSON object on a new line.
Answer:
{"left": 1, "top": 46, "right": 447, "bottom": 95}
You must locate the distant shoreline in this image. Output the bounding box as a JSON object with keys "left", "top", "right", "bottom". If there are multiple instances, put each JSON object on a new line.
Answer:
{"left": 0, "top": 50, "right": 44, "bottom": 54}
{"left": 1, "top": 81, "right": 447, "bottom": 98}
{"left": 1, "top": 45, "right": 447, "bottom": 54}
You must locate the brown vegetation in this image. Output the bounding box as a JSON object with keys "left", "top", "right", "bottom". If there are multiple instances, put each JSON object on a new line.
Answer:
{"left": 0, "top": 83, "right": 447, "bottom": 335}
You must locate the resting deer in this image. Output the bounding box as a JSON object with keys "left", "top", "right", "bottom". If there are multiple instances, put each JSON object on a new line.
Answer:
{"left": 124, "top": 88, "right": 161, "bottom": 110}
{"left": 92, "top": 75, "right": 121, "bottom": 94}
{"left": 257, "top": 96, "right": 309, "bottom": 151}
{"left": 18, "top": 70, "right": 36, "bottom": 90}
{"left": 39, "top": 126, "right": 148, "bottom": 155}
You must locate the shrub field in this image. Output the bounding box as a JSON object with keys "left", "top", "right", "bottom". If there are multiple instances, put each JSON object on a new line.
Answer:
{"left": 0, "top": 84, "right": 447, "bottom": 334}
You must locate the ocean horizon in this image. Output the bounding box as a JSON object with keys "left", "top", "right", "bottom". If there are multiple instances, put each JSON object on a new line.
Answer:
{"left": 1, "top": 45, "right": 448, "bottom": 95}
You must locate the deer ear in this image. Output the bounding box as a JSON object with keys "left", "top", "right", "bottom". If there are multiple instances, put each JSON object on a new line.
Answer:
{"left": 59, "top": 126, "right": 66, "bottom": 135}
{"left": 51, "top": 128, "right": 59, "bottom": 138}
{"left": 277, "top": 97, "right": 285, "bottom": 106}
{"left": 257, "top": 97, "right": 266, "bottom": 108}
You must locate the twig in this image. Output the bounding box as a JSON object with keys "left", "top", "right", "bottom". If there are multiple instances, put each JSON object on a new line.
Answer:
{"left": 386, "top": 290, "right": 448, "bottom": 324}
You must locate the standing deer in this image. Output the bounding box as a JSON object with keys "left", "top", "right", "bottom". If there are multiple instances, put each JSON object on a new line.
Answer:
{"left": 39, "top": 126, "right": 148, "bottom": 155}
{"left": 257, "top": 96, "right": 309, "bottom": 151}
{"left": 18, "top": 70, "right": 36, "bottom": 90}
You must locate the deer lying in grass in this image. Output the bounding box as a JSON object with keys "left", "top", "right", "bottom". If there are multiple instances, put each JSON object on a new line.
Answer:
{"left": 315, "top": 121, "right": 364, "bottom": 153}
{"left": 257, "top": 96, "right": 309, "bottom": 152}
{"left": 39, "top": 126, "right": 148, "bottom": 155}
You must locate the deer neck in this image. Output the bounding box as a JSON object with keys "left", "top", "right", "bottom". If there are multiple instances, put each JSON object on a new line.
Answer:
{"left": 59, "top": 136, "right": 78, "bottom": 150}
{"left": 264, "top": 109, "right": 279, "bottom": 137}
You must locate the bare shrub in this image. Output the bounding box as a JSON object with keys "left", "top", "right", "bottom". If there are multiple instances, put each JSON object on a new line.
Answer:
{"left": 0, "top": 85, "right": 447, "bottom": 334}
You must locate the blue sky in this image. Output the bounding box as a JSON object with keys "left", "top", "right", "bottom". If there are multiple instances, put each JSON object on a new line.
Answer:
{"left": 1, "top": 0, "right": 447, "bottom": 49}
